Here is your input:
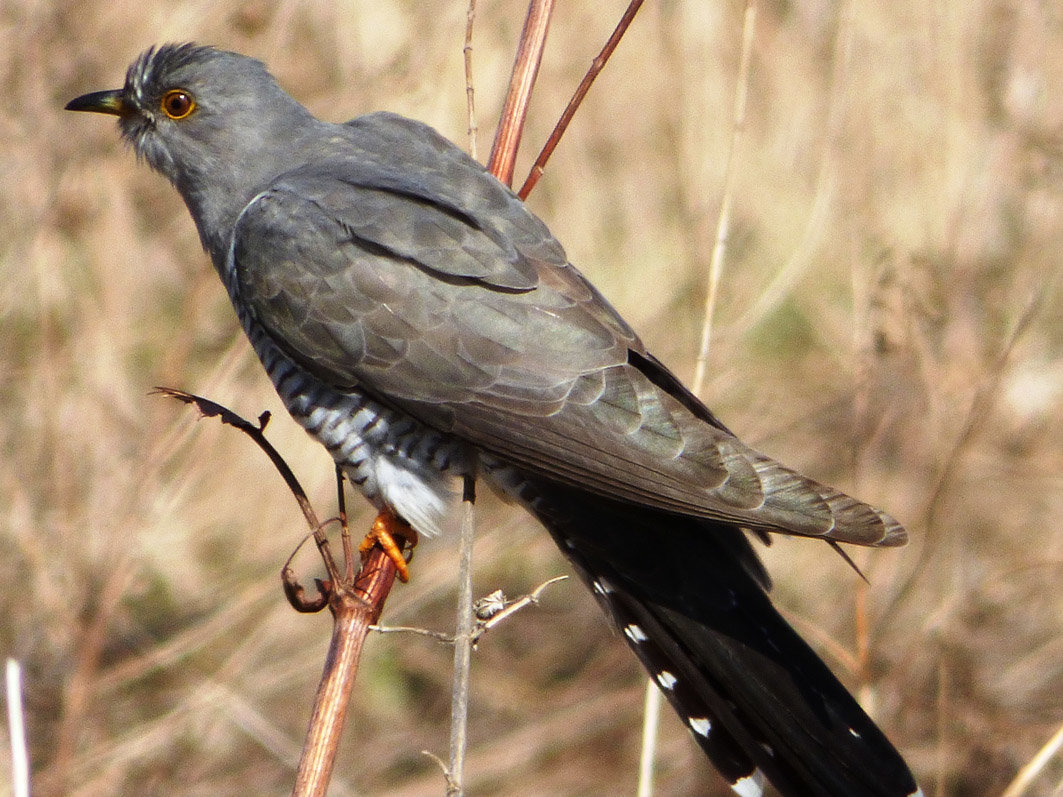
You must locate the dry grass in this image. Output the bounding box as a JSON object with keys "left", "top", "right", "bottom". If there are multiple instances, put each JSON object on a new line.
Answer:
{"left": 3, "top": 1, "right": 1063, "bottom": 795}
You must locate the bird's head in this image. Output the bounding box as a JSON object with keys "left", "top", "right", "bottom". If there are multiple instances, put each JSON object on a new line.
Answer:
{"left": 66, "top": 43, "right": 317, "bottom": 255}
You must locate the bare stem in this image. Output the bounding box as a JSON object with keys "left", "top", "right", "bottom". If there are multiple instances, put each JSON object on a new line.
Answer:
{"left": 292, "top": 546, "right": 402, "bottom": 797}
{"left": 1001, "top": 721, "right": 1063, "bottom": 797}
{"left": 464, "top": 0, "right": 479, "bottom": 160}
{"left": 155, "top": 387, "right": 404, "bottom": 797}
{"left": 636, "top": 682, "right": 660, "bottom": 797}
{"left": 517, "top": 0, "right": 645, "bottom": 200}
{"left": 447, "top": 476, "right": 477, "bottom": 796}
{"left": 637, "top": 7, "right": 758, "bottom": 793}
{"left": 690, "top": 0, "right": 757, "bottom": 394}
{"left": 486, "top": 0, "right": 555, "bottom": 186}
{"left": 6, "top": 659, "right": 29, "bottom": 797}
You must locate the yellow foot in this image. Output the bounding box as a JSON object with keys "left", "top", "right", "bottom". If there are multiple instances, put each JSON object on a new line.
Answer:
{"left": 359, "top": 511, "right": 418, "bottom": 583}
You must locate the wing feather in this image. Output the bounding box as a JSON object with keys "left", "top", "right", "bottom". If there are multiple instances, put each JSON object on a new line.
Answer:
{"left": 231, "top": 122, "right": 906, "bottom": 547}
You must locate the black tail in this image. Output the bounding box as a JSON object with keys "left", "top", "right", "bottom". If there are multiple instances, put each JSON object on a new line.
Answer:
{"left": 519, "top": 477, "right": 920, "bottom": 796}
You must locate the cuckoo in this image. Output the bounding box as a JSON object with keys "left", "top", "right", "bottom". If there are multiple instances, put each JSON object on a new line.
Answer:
{"left": 67, "top": 44, "right": 920, "bottom": 796}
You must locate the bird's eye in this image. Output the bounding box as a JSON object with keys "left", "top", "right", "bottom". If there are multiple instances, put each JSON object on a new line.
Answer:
{"left": 160, "top": 89, "right": 196, "bottom": 120}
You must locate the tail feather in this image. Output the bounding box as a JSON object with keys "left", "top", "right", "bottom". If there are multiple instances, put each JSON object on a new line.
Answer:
{"left": 517, "top": 476, "right": 919, "bottom": 796}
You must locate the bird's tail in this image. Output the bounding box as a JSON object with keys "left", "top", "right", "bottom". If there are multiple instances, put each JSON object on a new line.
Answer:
{"left": 512, "top": 476, "right": 920, "bottom": 796}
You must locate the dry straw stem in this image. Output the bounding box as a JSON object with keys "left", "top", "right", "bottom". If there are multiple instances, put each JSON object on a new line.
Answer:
{"left": 6, "top": 659, "right": 30, "bottom": 797}
{"left": 1001, "top": 721, "right": 1063, "bottom": 797}
{"left": 640, "top": 5, "right": 757, "bottom": 794}
{"left": 445, "top": 479, "right": 477, "bottom": 797}
{"left": 463, "top": 0, "right": 480, "bottom": 161}
{"left": 691, "top": 0, "right": 757, "bottom": 393}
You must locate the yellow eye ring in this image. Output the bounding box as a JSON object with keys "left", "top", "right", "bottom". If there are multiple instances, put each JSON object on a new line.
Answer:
{"left": 160, "top": 89, "right": 196, "bottom": 120}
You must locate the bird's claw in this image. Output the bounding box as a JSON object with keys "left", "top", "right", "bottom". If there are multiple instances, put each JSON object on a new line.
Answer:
{"left": 360, "top": 512, "right": 417, "bottom": 583}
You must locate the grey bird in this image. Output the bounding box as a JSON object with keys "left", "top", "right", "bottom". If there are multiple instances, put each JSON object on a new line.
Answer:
{"left": 67, "top": 44, "right": 920, "bottom": 796}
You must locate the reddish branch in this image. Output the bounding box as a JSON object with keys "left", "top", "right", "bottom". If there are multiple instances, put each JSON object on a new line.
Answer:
{"left": 154, "top": 387, "right": 407, "bottom": 797}
{"left": 290, "top": 540, "right": 407, "bottom": 797}
{"left": 518, "top": 0, "right": 643, "bottom": 199}
{"left": 153, "top": 388, "right": 344, "bottom": 589}
{"left": 487, "top": 0, "right": 555, "bottom": 185}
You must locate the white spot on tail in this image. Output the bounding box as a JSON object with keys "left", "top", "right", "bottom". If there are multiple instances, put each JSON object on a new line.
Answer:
{"left": 592, "top": 577, "right": 615, "bottom": 596}
{"left": 656, "top": 670, "right": 677, "bottom": 690}
{"left": 689, "top": 717, "right": 711, "bottom": 737}
{"left": 731, "top": 769, "right": 765, "bottom": 794}
{"left": 731, "top": 768, "right": 766, "bottom": 797}
{"left": 623, "top": 624, "right": 648, "bottom": 643}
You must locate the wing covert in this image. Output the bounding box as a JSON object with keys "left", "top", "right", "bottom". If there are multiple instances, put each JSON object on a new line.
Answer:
{"left": 231, "top": 147, "right": 905, "bottom": 547}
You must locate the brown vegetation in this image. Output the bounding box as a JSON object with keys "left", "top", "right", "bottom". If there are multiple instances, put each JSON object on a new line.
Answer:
{"left": 2, "top": 1, "right": 1062, "bottom": 794}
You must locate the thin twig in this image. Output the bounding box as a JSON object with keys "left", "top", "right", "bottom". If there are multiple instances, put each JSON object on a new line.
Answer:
{"left": 448, "top": 476, "right": 477, "bottom": 796}
{"left": 6, "top": 659, "right": 29, "bottom": 797}
{"left": 636, "top": 682, "right": 660, "bottom": 797}
{"left": 464, "top": 0, "right": 479, "bottom": 160}
{"left": 153, "top": 387, "right": 342, "bottom": 586}
{"left": 636, "top": 7, "right": 758, "bottom": 793}
{"left": 1001, "top": 721, "right": 1063, "bottom": 797}
{"left": 422, "top": 750, "right": 453, "bottom": 787}
{"left": 156, "top": 387, "right": 405, "bottom": 797}
{"left": 369, "top": 625, "right": 455, "bottom": 643}
{"left": 486, "top": 0, "right": 555, "bottom": 186}
{"left": 690, "top": 0, "right": 757, "bottom": 392}
{"left": 372, "top": 575, "right": 568, "bottom": 645}
{"left": 471, "top": 575, "right": 567, "bottom": 640}
{"left": 517, "top": 0, "right": 644, "bottom": 200}
{"left": 335, "top": 465, "right": 355, "bottom": 583}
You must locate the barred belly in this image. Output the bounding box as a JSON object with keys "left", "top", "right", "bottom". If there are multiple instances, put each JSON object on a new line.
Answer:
{"left": 237, "top": 309, "right": 467, "bottom": 538}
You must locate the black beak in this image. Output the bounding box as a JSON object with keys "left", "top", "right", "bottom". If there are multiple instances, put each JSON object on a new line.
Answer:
{"left": 65, "top": 89, "right": 128, "bottom": 116}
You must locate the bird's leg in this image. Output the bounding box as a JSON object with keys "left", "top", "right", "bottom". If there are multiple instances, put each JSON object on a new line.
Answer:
{"left": 360, "top": 511, "right": 418, "bottom": 583}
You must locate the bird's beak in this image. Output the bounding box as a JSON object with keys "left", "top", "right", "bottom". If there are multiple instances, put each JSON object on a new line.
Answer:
{"left": 65, "top": 89, "right": 129, "bottom": 116}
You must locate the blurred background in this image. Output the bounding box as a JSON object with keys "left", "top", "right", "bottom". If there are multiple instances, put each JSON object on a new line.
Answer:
{"left": 3, "top": 0, "right": 1062, "bottom": 794}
